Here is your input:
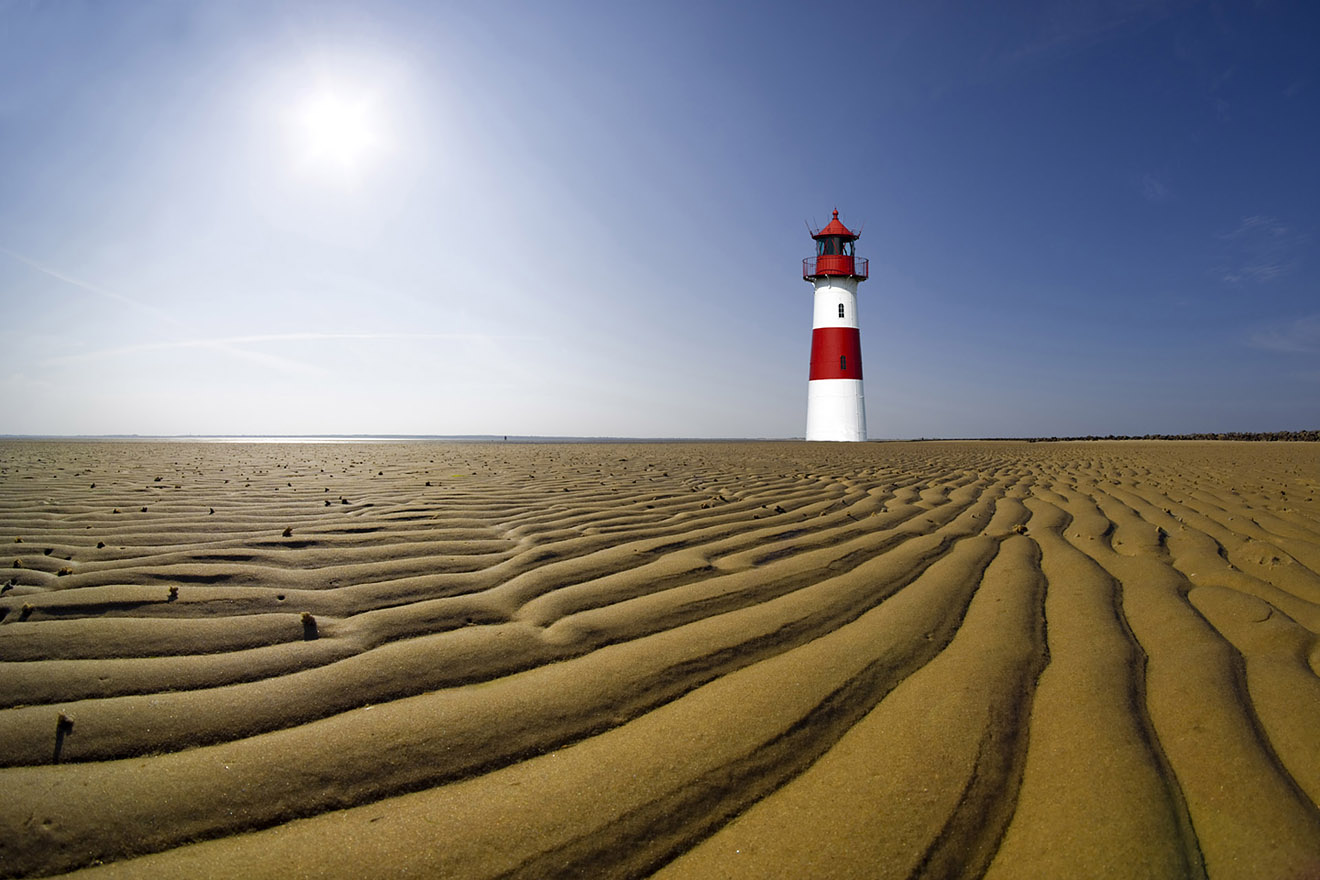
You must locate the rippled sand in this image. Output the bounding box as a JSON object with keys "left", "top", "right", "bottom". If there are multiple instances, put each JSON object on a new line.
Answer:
{"left": 1, "top": 440, "right": 1318, "bottom": 878}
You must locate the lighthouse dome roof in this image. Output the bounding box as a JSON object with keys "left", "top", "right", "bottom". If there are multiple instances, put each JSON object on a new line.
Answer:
{"left": 812, "top": 208, "right": 858, "bottom": 241}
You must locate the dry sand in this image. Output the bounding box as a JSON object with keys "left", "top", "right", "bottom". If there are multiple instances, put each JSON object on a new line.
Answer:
{"left": 0, "top": 439, "right": 1318, "bottom": 879}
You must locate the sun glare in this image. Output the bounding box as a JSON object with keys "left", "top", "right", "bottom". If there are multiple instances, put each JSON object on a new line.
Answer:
{"left": 292, "top": 88, "right": 384, "bottom": 179}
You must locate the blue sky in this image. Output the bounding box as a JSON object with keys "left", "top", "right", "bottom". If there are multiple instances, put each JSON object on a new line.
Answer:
{"left": 1, "top": 1, "right": 1316, "bottom": 438}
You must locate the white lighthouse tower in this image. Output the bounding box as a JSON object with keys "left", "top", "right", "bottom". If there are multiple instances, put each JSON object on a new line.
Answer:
{"left": 803, "top": 209, "right": 868, "bottom": 441}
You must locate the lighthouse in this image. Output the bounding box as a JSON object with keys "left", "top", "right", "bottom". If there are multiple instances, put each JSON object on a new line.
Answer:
{"left": 804, "top": 208, "right": 868, "bottom": 441}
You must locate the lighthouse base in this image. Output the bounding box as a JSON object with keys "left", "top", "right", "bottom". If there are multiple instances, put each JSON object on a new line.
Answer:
{"left": 806, "top": 379, "right": 866, "bottom": 441}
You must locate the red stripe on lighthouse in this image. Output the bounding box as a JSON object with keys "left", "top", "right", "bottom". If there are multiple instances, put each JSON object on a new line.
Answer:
{"left": 809, "top": 327, "right": 863, "bottom": 380}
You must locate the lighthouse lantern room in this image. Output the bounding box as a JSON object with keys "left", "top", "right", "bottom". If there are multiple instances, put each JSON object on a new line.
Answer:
{"left": 803, "top": 209, "right": 868, "bottom": 441}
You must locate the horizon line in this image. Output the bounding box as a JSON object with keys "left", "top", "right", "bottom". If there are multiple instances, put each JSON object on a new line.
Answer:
{"left": 1, "top": 432, "right": 1316, "bottom": 444}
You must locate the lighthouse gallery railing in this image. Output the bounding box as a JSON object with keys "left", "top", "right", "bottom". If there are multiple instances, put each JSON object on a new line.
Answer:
{"left": 803, "top": 255, "right": 868, "bottom": 279}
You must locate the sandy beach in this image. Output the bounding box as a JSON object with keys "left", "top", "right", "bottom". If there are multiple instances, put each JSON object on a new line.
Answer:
{"left": 1, "top": 439, "right": 1318, "bottom": 878}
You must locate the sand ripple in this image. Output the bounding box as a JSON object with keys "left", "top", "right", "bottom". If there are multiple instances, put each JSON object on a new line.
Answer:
{"left": 1, "top": 440, "right": 1318, "bottom": 878}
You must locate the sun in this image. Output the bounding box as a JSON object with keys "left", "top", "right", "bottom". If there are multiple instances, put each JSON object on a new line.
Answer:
{"left": 291, "top": 88, "right": 384, "bottom": 179}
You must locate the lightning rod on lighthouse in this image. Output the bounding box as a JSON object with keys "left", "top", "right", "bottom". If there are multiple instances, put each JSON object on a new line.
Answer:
{"left": 803, "top": 208, "right": 868, "bottom": 441}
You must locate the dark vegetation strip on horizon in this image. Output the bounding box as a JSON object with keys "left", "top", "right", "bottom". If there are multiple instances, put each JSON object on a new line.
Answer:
{"left": 993, "top": 431, "right": 1320, "bottom": 443}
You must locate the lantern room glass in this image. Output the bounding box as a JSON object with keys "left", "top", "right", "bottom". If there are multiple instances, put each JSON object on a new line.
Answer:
{"left": 816, "top": 236, "right": 854, "bottom": 257}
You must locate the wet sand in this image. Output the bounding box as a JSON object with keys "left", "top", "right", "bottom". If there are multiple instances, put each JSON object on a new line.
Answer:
{"left": 1, "top": 439, "right": 1318, "bottom": 878}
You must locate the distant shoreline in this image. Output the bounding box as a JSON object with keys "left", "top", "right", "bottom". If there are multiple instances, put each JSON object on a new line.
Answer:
{"left": 0, "top": 431, "right": 1316, "bottom": 443}
{"left": 0, "top": 434, "right": 762, "bottom": 444}
{"left": 1004, "top": 431, "right": 1320, "bottom": 442}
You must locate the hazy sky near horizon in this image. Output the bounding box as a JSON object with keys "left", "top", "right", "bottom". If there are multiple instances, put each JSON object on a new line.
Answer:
{"left": 1, "top": 1, "right": 1317, "bottom": 438}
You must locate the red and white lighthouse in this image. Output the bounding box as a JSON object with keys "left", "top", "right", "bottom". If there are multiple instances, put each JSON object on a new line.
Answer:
{"left": 804, "top": 208, "right": 868, "bottom": 441}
